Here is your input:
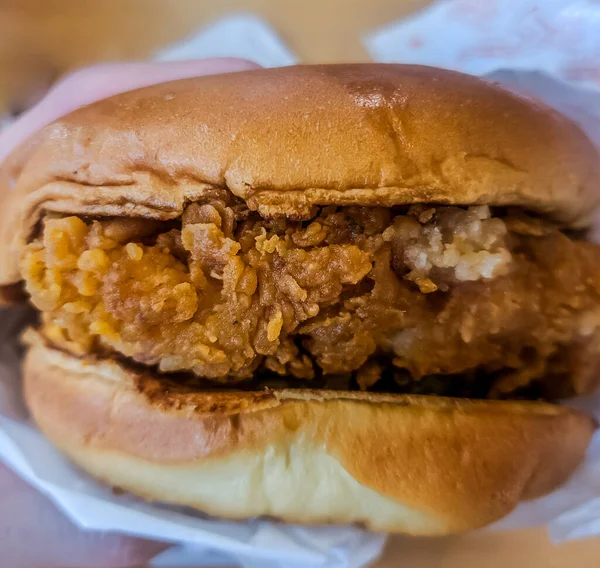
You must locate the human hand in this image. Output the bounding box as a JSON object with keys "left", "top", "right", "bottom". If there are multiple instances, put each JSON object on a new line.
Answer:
{"left": 0, "top": 57, "right": 260, "bottom": 568}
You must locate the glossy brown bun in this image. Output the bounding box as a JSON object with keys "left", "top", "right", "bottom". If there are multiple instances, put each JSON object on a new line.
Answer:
{"left": 22, "top": 331, "right": 595, "bottom": 535}
{"left": 1, "top": 64, "right": 600, "bottom": 287}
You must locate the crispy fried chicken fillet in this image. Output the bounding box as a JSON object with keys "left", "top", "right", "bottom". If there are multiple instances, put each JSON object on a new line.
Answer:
{"left": 1, "top": 64, "right": 599, "bottom": 534}
{"left": 21, "top": 200, "right": 600, "bottom": 400}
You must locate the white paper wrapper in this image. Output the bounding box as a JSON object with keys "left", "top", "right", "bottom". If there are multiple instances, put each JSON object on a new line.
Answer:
{"left": 0, "top": 114, "right": 15, "bottom": 131}
{"left": 0, "top": 15, "right": 381, "bottom": 568}
{"left": 365, "top": 0, "right": 600, "bottom": 90}
{"left": 155, "top": 13, "right": 298, "bottom": 68}
{"left": 365, "top": 0, "right": 600, "bottom": 543}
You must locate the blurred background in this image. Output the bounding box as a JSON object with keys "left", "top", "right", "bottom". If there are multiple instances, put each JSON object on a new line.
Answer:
{"left": 0, "top": 0, "right": 430, "bottom": 117}
{"left": 2, "top": 1, "right": 600, "bottom": 567}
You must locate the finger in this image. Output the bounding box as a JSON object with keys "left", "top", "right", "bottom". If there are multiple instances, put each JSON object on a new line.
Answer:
{"left": 0, "top": 462, "right": 167, "bottom": 568}
{"left": 0, "top": 57, "right": 260, "bottom": 164}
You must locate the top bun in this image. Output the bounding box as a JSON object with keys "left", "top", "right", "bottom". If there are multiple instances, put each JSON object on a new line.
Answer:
{"left": 1, "top": 64, "right": 599, "bottom": 287}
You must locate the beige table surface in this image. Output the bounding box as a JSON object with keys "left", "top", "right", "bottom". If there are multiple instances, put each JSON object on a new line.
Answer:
{"left": 2, "top": 1, "right": 600, "bottom": 566}
{"left": 375, "top": 528, "right": 600, "bottom": 567}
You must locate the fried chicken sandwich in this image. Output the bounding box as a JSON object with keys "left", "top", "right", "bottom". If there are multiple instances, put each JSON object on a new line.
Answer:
{"left": 1, "top": 64, "right": 599, "bottom": 534}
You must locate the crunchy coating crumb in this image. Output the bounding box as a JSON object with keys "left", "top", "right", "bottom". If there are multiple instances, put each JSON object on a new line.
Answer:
{"left": 21, "top": 197, "right": 600, "bottom": 398}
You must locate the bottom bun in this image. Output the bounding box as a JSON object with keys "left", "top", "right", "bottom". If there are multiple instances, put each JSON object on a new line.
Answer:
{"left": 23, "top": 332, "right": 595, "bottom": 535}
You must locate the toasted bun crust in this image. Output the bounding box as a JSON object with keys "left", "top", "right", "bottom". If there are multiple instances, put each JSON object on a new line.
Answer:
{"left": 22, "top": 333, "right": 595, "bottom": 535}
{"left": 1, "top": 64, "right": 599, "bottom": 287}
